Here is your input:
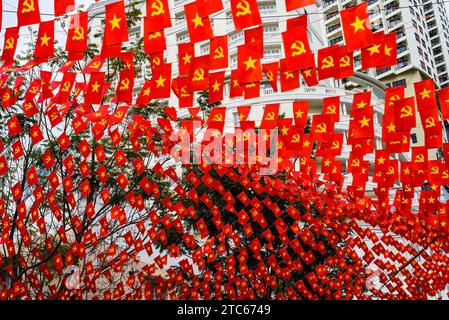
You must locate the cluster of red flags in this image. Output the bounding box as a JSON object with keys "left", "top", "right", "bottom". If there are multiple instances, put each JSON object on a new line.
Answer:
{"left": 1, "top": 0, "right": 449, "bottom": 301}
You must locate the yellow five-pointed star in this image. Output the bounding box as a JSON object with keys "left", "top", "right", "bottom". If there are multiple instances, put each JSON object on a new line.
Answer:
{"left": 420, "top": 88, "right": 431, "bottom": 99}
{"left": 182, "top": 53, "right": 192, "bottom": 65}
{"left": 303, "top": 69, "right": 312, "bottom": 77}
{"left": 40, "top": 33, "right": 51, "bottom": 46}
{"left": 156, "top": 75, "right": 166, "bottom": 88}
{"left": 368, "top": 44, "right": 381, "bottom": 55}
{"left": 350, "top": 16, "right": 366, "bottom": 33}
{"left": 243, "top": 56, "right": 257, "bottom": 71}
{"left": 359, "top": 116, "right": 371, "bottom": 128}
{"left": 281, "top": 126, "right": 289, "bottom": 136}
{"left": 91, "top": 82, "right": 100, "bottom": 93}
{"left": 191, "top": 13, "right": 204, "bottom": 28}
{"left": 386, "top": 122, "right": 396, "bottom": 133}
{"left": 357, "top": 100, "right": 367, "bottom": 108}
{"left": 295, "top": 110, "right": 304, "bottom": 118}
{"left": 324, "top": 159, "right": 331, "bottom": 167}
{"left": 212, "top": 80, "right": 221, "bottom": 92}
{"left": 109, "top": 15, "right": 122, "bottom": 30}
{"left": 143, "top": 87, "right": 151, "bottom": 96}
{"left": 384, "top": 45, "right": 393, "bottom": 56}
{"left": 377, "top": 156, "right": 385, "bottom": 165}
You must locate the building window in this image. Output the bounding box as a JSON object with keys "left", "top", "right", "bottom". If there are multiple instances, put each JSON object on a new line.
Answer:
{"left": 391, "top": 79, "right": 406, "bottom": 87}
{"left": 411, "top": 133, "right": 417, "bottom": 144}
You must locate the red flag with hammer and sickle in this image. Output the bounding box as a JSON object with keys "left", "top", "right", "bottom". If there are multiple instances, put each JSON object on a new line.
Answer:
{"left": 17, "top": 0, "right": 41, "bottom": 26}
{"left": 230, "top": 0, "right": 261, "bottom": 30}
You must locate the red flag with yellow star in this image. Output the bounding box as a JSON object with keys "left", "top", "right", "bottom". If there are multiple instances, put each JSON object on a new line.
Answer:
{"left": 340, "top": 2, "right": 373, "bottom": 51}
{"left": 185, "top": 2, "right": 214, "bottom": 43}
{"left": 238, "top": 43, "right": 262, "bottom": 83}
{"left": 209, "top": 72, "right": 225, "bottom": 104}
{"left": 152, "top": 63, "right": 172, "bottom": 99}
{"left": 414, "top": 79, "right": 437, "bottom": 111}
{"left": 280, "top": 59, "right": 300, "bottom": 92}
{"left": 35, "top": 21, "right": 54, "bottom": 58}
{"left": 178, "top": 43, "right": 194, "bottom": 76}
{"left": 104, "top": 0, "right": 129, "bottom": 46}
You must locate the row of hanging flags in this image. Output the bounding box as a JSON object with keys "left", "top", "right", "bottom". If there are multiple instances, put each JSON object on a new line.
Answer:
{"left": 1, "top": 0, "right": 449, "bottom": 300}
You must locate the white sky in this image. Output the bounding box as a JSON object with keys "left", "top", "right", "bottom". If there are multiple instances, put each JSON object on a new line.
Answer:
{"left": 2, "top": 0, "right": 96, "bottom": 28}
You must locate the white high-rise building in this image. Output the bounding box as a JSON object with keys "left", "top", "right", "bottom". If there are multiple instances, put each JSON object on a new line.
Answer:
{"left": 321, "top": 0, "right": 449, "bottom": 89}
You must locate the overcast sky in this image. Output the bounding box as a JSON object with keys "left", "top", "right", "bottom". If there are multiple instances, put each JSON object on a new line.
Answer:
{"left": 2, "top": 0, "right": 96, "bottom": 27}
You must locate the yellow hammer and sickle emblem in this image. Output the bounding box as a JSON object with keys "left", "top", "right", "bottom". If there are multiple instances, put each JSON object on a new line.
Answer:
{"left": 72, "top": 28, "right": 85, "bottom": 40}
{"left": 120, "top": 78, "right": 130, "bottom": 90}
{"left": 267, "top": 71, "right": 274, "bottom": 81}
{"left": 389, "top": 94, "right": 400, "bottom": 106}
{"left": 21, "top": 0, "right": 35, "bottom": 13}
{"left": 153, "top": 57, "right": 161, "bottom": 66}
{"left": 74, "top": 87, "right": 80, "bottom": 96}
{"left": 213, "top": 47, "right": 224, "bottom": 59}
{"left": 400, "top": 106, "right": 413, "bottom": 118}
{"left": 151, "top": 0, "right": 165, "bottom": 16}
{"left": 415, "top": 154, "right": 424, "bottom": 163}
{"left": 278, "top": 142, "right": 284, "bottom": 149}
{"left": 61, "top": 81, "right": 71, "bottom": 92}
{"left": 443, "top": 170, "right": 449, "bottom": 179}
{"left": 3, "top": 93, "right": 10, "bottom": 101}
{"left": 402, "top": 135, "right": 408, "bottom": 143}
{"left": 321, "top": 56, "right": 334, "bottom": 69}
{"left": 181, "top": 86, "right": 190, "bottom": 98}
{"left": 265, "top": 112, "right": 275, "bottom": 121}
{"left": 236, "top": 0, "right": 252, "bottom": 16}
{"left": 405, "top": 185, "right": 411, "bottom": 192}
{"left": 5, "top": 37, "right": 15, "bottom": 50}
{"left": 425, "top": 117, "right": 436, "bottom": 128}
{"left": 340, "top": 55, "right": 350, "bottom": 67}
{"left": 30, "top": 86, "right": 38, "bottom": 94}
{"left": 91, "top": 62, "right": 101, "bottom": 69}
{"left": 213, "top": 114, "right": 223, "bottom": 122}
{"left": 291, "top": 134, "right": 300, "bottom": 143}
{"left": 331, "top": 141, "right": 340, "bottom": 149}
{"left": 351, "top": 159, "right": 360, "bottom": 167}
{"left": 291, "top": 40, "right": 306, "bottom": 57}
{"left": 431, "top": 166, "right": 439, "bottom": 175}
{"left": 192, "top": 68, "right": 205, "bottom": 81}
{"left": 315, "top": 123, "right": 327, "bottom": 133}
{"left": 387, "top": 167, "right": 395, "bottom": 175}
{"left": 148, "top": 32, "right": 162, "bottom": 40}
{"left": 325, "top": 105, "right": 336, "bottom": 114}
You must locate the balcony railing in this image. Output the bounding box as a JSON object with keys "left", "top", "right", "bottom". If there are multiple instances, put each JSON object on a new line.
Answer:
{"left": 329, "top": 36, "right": 343, "bottom": 45}
{"left": 327, "top": 24, "right": 341, "bottom": 33}
{"left": 397, "top": 46, "right": 407, "bottom": 54}
{"left": 323, "top": 0, "right": 337, "bottom": 8}
{"left": 325, "top": 11, "right": 338, "bottom": 20}
{"left": 397, "top": 59, "right": 410, "bottom": 69}
{"left": 385, "top": 7, "right": 399, "bottom": 15}
{"left": 388, "top": 19, "right": 402, "bottom": 28}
